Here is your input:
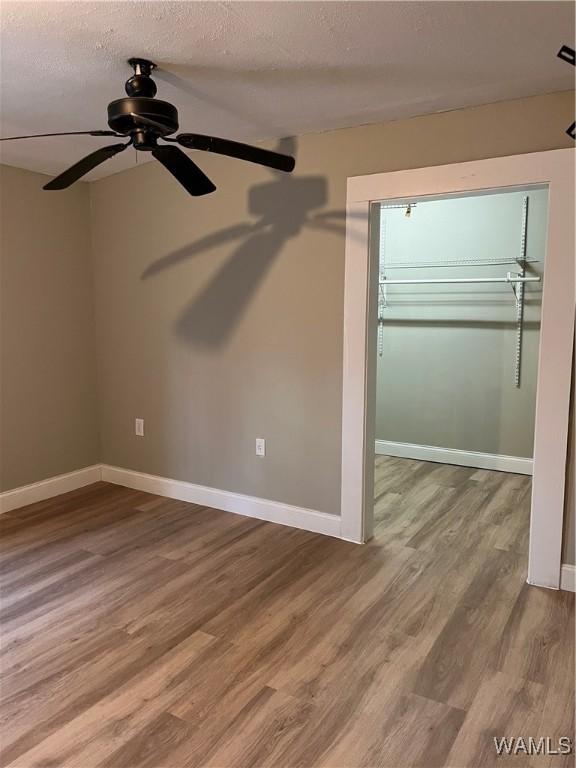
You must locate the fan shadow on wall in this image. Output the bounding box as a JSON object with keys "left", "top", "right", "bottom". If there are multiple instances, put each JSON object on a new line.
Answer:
{"left": 142, "top": 137, "right": 362, "bottom": 347}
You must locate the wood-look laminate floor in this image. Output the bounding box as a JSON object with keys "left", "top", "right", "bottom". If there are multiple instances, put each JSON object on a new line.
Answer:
{"left": 1, "top": 457, "right": 574, "bottom": 767}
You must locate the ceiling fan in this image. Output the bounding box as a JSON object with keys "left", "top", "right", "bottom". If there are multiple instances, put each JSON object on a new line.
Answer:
{"left": 0, "top": 58, "right": 296, "bottom": 196}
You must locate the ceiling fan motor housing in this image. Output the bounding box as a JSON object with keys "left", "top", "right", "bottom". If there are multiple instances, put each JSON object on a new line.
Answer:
{"left": 107, "top": 97, "right": 179, "bottom": 138}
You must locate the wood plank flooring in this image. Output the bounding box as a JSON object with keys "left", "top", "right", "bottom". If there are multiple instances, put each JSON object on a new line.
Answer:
{"left": 1, "top": 457, "right": 574, "bottom": 767}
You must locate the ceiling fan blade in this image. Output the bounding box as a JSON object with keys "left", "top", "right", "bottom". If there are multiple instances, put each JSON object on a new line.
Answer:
{"left": 1, "top": 130, "right": 120, "bottom": 141}
{"left": 43, "top": 142, "right": 130, "bottom": 190}
{"left": 173, "top": 133, "right": 295, "bottom": 173}
{"left": 152, "top": 145, "right": 216, "bottom": 196}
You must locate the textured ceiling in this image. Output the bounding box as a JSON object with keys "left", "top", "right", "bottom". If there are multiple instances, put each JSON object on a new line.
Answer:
{"left": 0, "top": 1, "right": 573, "bottom": 180}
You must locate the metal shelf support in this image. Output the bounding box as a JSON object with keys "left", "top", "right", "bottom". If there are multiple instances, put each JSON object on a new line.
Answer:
{"left": 514, "top": 196, "right": 529, "bottom": 387}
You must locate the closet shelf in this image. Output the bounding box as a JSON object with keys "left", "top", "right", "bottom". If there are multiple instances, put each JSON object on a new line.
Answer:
{"left": 382, "top": 257, "right": 539, "bottom": 270}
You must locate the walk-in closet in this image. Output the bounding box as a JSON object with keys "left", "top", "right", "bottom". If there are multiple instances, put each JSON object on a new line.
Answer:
{"left": 373, "top": 187, "right": 547, "bottom": 537}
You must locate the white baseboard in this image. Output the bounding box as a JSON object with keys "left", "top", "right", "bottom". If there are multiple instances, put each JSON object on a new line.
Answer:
{"left": 0, "top": 465, "right": 103, "bottom": 514}
{"left": 0, "top": 462, "right": 342, "bottom": 539}
{"left": 101, "top": 465, "right": 342, "bottom": 539}
{"left": 375, "top": 440, "right": 533, "bottom": 475}
{"left": 560, "top": 564, "right": 576, "bottom": 592}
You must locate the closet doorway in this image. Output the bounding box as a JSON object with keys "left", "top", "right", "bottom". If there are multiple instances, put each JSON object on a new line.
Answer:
{"left": 340, "top": 149, "right": 574, "bottom": 589}
{"left": 373, "top": 188, "right": 544, "bottom": 570}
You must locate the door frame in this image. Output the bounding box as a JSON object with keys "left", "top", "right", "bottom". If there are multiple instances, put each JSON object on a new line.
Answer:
{"left": 340, "top": 148, "right": 574, "bottom": 589}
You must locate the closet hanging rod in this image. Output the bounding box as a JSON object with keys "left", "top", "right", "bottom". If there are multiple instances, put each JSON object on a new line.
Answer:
{"left": 380, "top": 275, "right": 541, "bottom": 285}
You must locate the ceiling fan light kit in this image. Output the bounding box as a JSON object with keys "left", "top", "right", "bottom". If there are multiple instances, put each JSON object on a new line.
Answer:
{"left": 0, "top": 58, "right": 296, "bottom": 196}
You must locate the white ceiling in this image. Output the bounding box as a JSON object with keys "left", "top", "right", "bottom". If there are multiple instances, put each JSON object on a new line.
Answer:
{"left": 0, "top": 1, "right": 573, "bottom": 180}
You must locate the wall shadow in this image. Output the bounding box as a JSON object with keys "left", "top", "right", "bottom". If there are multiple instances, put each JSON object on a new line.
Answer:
{"left": 142, "top": 137, "right": 361, "bottom": 348}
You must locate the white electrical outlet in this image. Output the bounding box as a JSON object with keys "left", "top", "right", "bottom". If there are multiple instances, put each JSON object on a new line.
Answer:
{"left": 255, "top": 438, "right": 266, "bottom": 457}
{"left": 135, "top": 418, "right": 144, "bottom": 437}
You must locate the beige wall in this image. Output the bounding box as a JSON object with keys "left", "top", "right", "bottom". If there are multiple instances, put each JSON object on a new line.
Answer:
{"left": 0, "top": 165, "right": 99, "bottom": 491}
{"left": 89, "top": 91, "right": 574, "bottom": 521}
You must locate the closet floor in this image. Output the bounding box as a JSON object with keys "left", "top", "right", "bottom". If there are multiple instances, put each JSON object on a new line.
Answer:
{"left": 1, "top": 461, "right": 574, "bottom": 767}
